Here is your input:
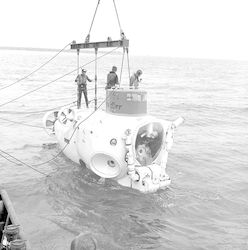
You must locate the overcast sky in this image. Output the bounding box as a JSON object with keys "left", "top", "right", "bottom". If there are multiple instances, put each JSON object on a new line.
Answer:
{"left": 1, "top": 0, "right": 248, "bottom": 60}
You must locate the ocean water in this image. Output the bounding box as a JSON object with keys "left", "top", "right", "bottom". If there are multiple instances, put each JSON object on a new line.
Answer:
{"left": 0, "top": 48, "right": 247, "bottom": 250}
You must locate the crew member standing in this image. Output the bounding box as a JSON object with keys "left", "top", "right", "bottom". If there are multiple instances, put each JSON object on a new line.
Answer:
{"left": 105, "top": 66, "right": 119, "bottom": 89}
{"left": 130, "top": 69, "right": 142, "bottom": 89}
{"left": 75, "top": 69, "right": 92, "bottom": 108}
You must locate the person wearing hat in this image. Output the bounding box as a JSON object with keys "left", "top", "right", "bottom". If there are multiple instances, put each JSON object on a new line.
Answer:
{"left": 70, "top": 233, "right": 98, "bottom": 250}
{"left": 105, "top": 66, "right": 119, "bottom": 89}
{"left": 75, "top": 69, "right": 93, "bottom": 108}
{"left": 130, "top": 69, "right": 142, "bottom": 89}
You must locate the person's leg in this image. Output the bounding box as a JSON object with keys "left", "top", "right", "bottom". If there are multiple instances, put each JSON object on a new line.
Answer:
{"left": 83, "top": 90, "right": 89, "bottom": 108}
{"left": 77, "top": 91, "right": 82, "bottom": 108}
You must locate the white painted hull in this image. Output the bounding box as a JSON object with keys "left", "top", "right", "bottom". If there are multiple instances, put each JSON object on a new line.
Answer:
{"left": 43, "top": 89, "right": 184, "bottom": 193}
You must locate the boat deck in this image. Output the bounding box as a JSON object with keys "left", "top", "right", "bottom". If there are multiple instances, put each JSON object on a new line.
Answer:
{"left": 0, "top": 189, "right": 31, "bottom": 249}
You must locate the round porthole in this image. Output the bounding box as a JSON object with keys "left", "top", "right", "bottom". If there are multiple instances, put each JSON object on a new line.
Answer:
{"left": 110, "top": 138, "right": 117, "bottom": 146}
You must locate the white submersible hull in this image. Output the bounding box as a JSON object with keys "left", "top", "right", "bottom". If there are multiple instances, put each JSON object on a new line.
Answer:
{"left": 43, "top": 88, "right": 184, "bottom": 193}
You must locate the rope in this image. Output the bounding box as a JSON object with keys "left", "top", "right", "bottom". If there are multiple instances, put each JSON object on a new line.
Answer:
{"left": 113, "top": 0, "right": 121, "bottom": 29}
{"left": 126, "top": 48, "right": 131, "bottom": 85}
{"left": 0, "top": 93, "right": 114, "bottom": 174}
{"left": 0, "top": 68, "right": 118, "bottom": 173}
{"left": 0, "top": 88, "right": 101, "bottom": 128}
{"left": 119, "top": 47, "right": 126, "bottom": 86}
{"left": 0, "top": 151, "right": 22, "bottom": 165}
{"left": 0, "top": 91, "right": 111, "bottom": 173}
{"left": 94, "top": 49, "right": 98, "bottom": 110}
{"left": 0, "top": 46, "right": 120, "bottom": 109}
{"left": 0, "top": 148, "right": 50, "bottom": 177}
{"left": 33, "top": 89, "right": 114, "bottom": 167}
{"left": 0, "top": 93, "right": 102, "bottom": 129}
{"left": 0, "top": 87, "right": 105, "bottom": 114}
{"left": 0, "top": 101, "right": 76, "bottom": 114}
{"left": 0, "top": 117, "right": 44, "bottom": 128}
{"left": 0, "top": 41, "right": 123, "bottom": 174}
{"left": 86, "top": 0, "right": 101, "bottom": 41}
{"left": 0, "top": 0, "right": 130, "bottom": 176}
{"left": 0, "top": 42, "right": 72, "bottom": 91}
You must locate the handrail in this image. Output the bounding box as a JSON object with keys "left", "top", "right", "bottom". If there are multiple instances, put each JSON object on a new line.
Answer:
{"left": 0, "top": 189, "right": 31, "bottom": 250}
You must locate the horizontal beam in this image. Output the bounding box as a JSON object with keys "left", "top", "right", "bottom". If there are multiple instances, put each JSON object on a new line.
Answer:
{"left": 70, "top": 39, "right": 129, "bottom": 50}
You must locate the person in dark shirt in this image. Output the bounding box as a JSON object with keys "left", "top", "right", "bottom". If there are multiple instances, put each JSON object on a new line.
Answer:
{"left": 105, "top": 66, "right": 119, "bottom": 89}
{"left": 75, "top": 68, "right": 92, "bottom": 108}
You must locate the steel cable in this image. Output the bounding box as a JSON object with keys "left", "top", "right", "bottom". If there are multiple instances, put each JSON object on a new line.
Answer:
{"left": 0, "top": 42, "right": 72, "bottom": 91}
{"left": 0, "top": 47, "right": 120, "bottom": 109}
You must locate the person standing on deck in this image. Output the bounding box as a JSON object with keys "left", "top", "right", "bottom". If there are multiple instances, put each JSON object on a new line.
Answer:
{"left": 75, "top": 69, "right": 92, "bottom": 109}
{"left": 130, "top": 69, "right": 142, "bottom": 89}
{"left": 105, "top": 66, "right": 119, "bottom": 89}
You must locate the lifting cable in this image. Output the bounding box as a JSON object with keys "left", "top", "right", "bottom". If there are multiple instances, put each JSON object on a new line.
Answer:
{"left": 0, "top": 100, "right": 94, "bottom": 128}
{"left": 0, "top": 101, "right": 76, "bottom": 114}
{"left": 0, "top": 87, "right": 105, "bottom": 115}
{"left": 0, "top": 86, "right": 104, "bottom": 127}
{"left": 112, "top": 0, "right": 129, "bottom": 82}
{"left": 85, "top": 0, "right": 100, "bottom": 42}
{"left": 119, "top": 48, "right": 131, "bottom": 86}
{"left": 33, "top": 89, "right": 114, "bottom": 167}
{"left": 84, "top": 0, "right": 127, "bottom": 88}
{"left": 86, "top": 0, "right": 123, "bottom": 40}
{"left": 126, "top": 48, "right": 131, "bottom": 84}
{"left": 0, "top": 117, "right": 44, "bottom": 128}
{"left": 0, "top": 1, "right": 128, "bottom": 174}
{"left": 0, "top": 42, "right": 72, "bottom": 91}
{"left": 119, "top": 48, "right": 126, "bottom": 86}
{"left": 113, "top": 0, "right": 122, "bottom": 30}
{"left": 0, "top": 47, "right": 120, "bottom": 109}
{"left": 94, "top": 49, "right": 98, "bottom": 110}
{"left": 0, "top": 88, "right": 117, "bottom": 172}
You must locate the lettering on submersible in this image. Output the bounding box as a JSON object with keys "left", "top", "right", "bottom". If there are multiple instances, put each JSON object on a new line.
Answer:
{"left": 106, "top": 102, "right": 122, "bottom": 113}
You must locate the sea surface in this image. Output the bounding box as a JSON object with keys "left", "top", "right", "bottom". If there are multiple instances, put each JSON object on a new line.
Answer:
{"left": 0, "top": 48, "right": 247, "bottom": 250}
